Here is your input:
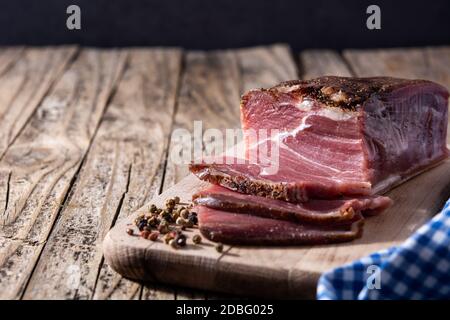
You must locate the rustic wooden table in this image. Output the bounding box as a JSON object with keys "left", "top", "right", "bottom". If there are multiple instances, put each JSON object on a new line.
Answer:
{"left": 0, "top": 44, "right": 448, "bottom": 299}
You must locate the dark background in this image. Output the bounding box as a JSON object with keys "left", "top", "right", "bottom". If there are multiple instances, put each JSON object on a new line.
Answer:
{"left": 1, "top": 0, "right": 449, "bottom": 50}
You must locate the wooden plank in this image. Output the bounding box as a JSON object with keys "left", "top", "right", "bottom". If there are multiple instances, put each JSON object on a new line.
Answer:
{"left": 21, "top": 49, "right": 182, "bottom": 300}
{"left": 0, "top": 47, "right": 77, "bottom": 158}
{"left": 300, "top": 50, "right": 352, "bottom": 78}
{"left": 0, "top": 47, "right": 24, "bottom": 76}
{"left": 237, "top": 44, "right": 297, "bottom": 92}
{"left": 93, "top": 48, "right": 183, "bottom": 301}
{"left": 343, "top": 47, "right": 431, "bottom": 79}
{"left": 0, "top": 49, "right": 126, "bottom": 300}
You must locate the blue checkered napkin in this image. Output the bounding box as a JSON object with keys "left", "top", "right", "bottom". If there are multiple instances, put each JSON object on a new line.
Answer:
{"left": 317, "top": 199, "right": 450, "bottom": 300}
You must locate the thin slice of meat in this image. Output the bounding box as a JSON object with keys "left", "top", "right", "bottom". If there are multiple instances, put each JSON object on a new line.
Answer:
{"left": 196, "top": 205, "right": 364, "bottom": 246}
{"left": 190, "top": 77, "right": 449, "bottom": 202}
{"left": 193, "top": 185, "right": 392, "bottom": 224}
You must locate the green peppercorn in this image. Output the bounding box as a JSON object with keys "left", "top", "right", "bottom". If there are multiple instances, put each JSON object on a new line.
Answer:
{"left": 174, "top": 196, "right": 180, "bottom": 204}
{"left": 192, "top": 234, "right": 202, "bottom": 244}
{"left": 149, "top": 204, "right": 157, "bottom": 213}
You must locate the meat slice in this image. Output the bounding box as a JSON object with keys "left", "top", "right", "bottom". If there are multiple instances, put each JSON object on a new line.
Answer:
{"left": 196, "top": 206, "right": 364, "bottom": 246}
{"left": 193, "top": 185, "right": 392, "bottom": 224}
{"left": 190, "top": 77, "right": 449, "bottom": 202}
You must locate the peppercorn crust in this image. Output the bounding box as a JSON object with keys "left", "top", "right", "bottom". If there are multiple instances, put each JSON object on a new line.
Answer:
{"left": 241, "top": 76, "right": 444, "bottom": 111}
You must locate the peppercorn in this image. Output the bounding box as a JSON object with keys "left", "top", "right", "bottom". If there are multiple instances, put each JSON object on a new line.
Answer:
{"left": 149, "top": 232, "right": 159, "bottom": 241}
{"left": 167, "top": 230, "right": 178, "bottom": 239}
{"left": 126, "top": 228, "right": 134, "bottom": 235}
{"left": 134, "top": 214, "right": 145, "bottom": 225}
{"left": 169, "top": 239, "right": 178, "bottom": 249}
{"left": 192, "top": 234, "right": 202, "bottom": 244}
{"left": 188, "top": 214, "right": 198, "bottom": 225}
{"left": 164, "top": 233, "right": 174, "bottom": 244}
{"left": 160, "top": 209, "right": 172, "bottom": 222}
{"left": 172, "top": 211, "right": 180, "bottom": 221}
{"left": 140, "top": 230, "right": 151, "bottom": 239}
{"left": 158, "top": 223, "right": 170, "bottom": 234}
{"left": 174, "top": 234, "right": 186, "bottom": 247}
{"left": 176, "top": 217, "right": 187, "bottom": 226}
{"left": 148, "top": 216, "right": 158, "bottom": 227}
{"left": 174, "top": 196, "right": 180, "bottom": 204}
{"left": 138, "top": 220, "right": 147, "bottom": 231}
{"left": 149, "top": 204, "right": 157, "bottom": 213}
{"left": 190, "top": 211, "right": 197, "bottom": 216}
{"left": 180, "top": 209, "right": 189, "bottom": 219}
{"left": 165, "top": 198, "right": 176, "bottom": 209}
{"left": 215, "top": 243, "right": 224, "bottom": 253}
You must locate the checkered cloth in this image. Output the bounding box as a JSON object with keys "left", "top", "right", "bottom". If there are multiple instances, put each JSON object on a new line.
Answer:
{"left": 317, "top": 198, "right": 450, "bottom": 300}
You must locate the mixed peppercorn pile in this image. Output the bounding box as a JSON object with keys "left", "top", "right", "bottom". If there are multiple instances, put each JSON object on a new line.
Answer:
{"left": 126, "top": 196, "right": 223, "bottom": 252}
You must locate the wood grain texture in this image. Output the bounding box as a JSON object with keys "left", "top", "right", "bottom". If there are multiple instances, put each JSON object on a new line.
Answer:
{"left": 0, "top": 49, "right": 126, "bottom": 300}
{"left": 21, "top": 49, "right": 182, "bottom": 300}
{"left": 0, "top": 46, "right": 77, "bottom": 158}
{"left": 300, "top": 50, "right": 352, "bottom": 78}
{"left": 93, "top": 48, "right": 182, "bottom": 301}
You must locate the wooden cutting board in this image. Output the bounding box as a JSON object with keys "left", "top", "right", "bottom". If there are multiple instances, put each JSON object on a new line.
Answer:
{"left": 103, "top": 159, "right": 450, "bottom": 298}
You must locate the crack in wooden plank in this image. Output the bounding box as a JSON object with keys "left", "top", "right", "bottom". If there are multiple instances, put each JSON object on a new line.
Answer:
{"left": 91, "top": 162, "right": 132, "bottom": 299}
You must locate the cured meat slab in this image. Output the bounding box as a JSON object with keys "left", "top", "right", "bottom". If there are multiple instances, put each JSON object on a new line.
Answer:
{"left": 191, "top": 77, "right": 449, "bottom": 202}
{"left": 103, "top": 158, "right": 450, "bottom": 298}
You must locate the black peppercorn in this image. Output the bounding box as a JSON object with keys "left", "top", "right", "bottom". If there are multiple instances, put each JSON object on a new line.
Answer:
{"left": 175, "top": 234, "right": 187, "bottom": 247}
{"left": 188, "top": 215, "right": 198, "bottom": 225}
{"left": 138, "top": 220, "right": 147, "bottom": 231}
